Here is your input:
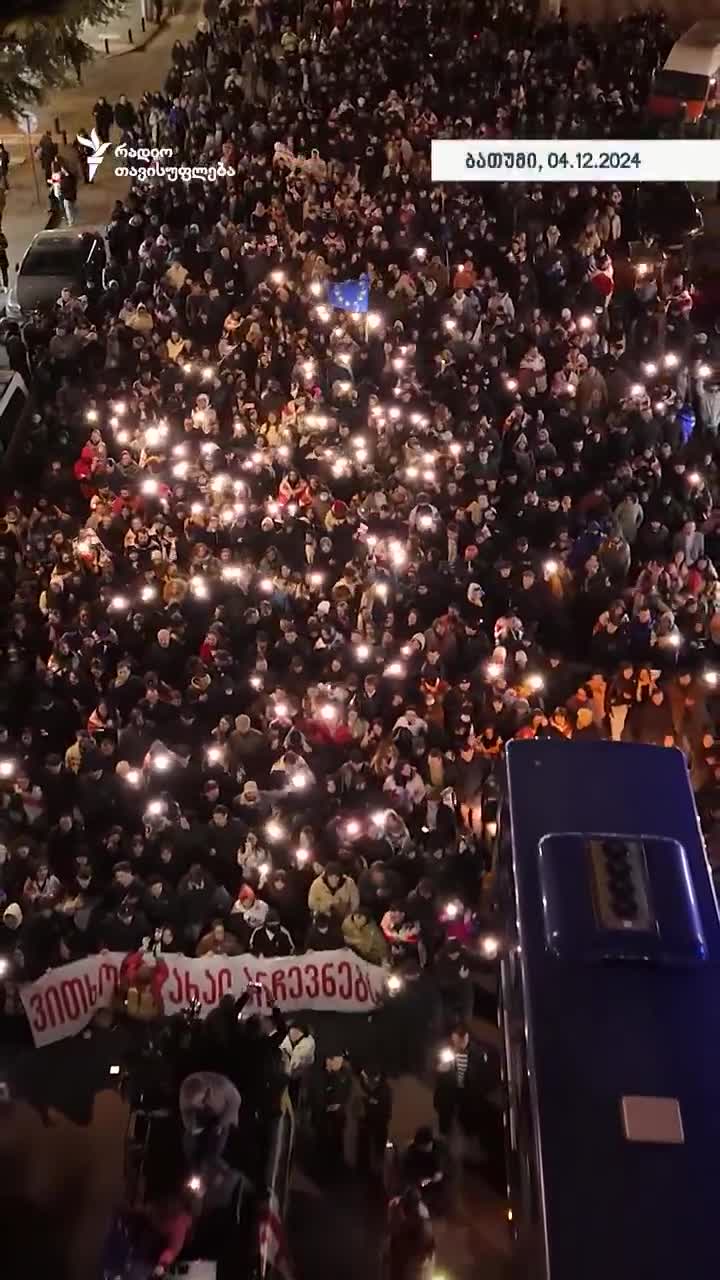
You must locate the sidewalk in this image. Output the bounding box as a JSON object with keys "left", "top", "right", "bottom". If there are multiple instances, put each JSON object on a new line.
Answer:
{"left": 0, "top": 0, "right": 200, "bottom": 284}
{"left": 81, "top": 0, "right": 168, "bottom": 58}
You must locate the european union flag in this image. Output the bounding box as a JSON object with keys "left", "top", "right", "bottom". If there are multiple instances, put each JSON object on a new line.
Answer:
{"left": 327, "top": 274, "right": 369, "bottom": 314}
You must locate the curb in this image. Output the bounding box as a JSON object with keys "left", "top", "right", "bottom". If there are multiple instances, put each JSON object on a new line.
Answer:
{"left": 88, "top": 14, "right": 169, "bottom": 61}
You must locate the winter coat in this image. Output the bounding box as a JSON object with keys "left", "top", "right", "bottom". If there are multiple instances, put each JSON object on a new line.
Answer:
{"left": 280, "top": 1030, "right": 316, "bottom": 1076}
{"left": 249, "top": 923, "right": 294, "bottom": 957}
{"left": 342, "top": 913, "right": 388, "bottom": 965}
{"left": 307, "top": 872, "right": 359, "bottom": 919}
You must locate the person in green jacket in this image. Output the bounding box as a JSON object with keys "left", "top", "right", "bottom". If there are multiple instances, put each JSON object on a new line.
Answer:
{"left": 342, "top": 909, "right": 389, "bottom": 966}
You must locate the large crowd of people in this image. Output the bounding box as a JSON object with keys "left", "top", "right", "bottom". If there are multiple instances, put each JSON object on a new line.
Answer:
{"left": 2, "top": 0, "right": 720, "bottom": 1270}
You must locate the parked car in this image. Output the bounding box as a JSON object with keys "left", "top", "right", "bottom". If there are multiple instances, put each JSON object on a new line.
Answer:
{"left": 628, "top": 183, "right": 704, "bottom": 251}
{"left": 4, "top": 229, "right": 106, "bottom": 318}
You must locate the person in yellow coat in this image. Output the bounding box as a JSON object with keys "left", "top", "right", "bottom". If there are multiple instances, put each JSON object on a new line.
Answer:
{"left": 307, "top": 862, "right": 359, "bottom": 921}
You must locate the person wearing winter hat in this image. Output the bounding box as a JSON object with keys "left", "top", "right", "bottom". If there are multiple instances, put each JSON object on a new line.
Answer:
{"left": 249, "top": 906, "right": 295, "bottom": 958}
{"left": 2, "top": 902, "right": 22, "bottom": 931}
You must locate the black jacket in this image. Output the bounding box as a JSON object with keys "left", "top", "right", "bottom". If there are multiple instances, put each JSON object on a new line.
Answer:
{"left": 249, "top": 923, "right": 294, "bottom": 957}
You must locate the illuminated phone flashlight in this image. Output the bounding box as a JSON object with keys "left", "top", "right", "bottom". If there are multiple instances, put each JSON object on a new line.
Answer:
{"left": 286, "top": 502, "right": 298, "bottom": 516}
{"left": 578, "top": 315, "right": 592, "bottom": 330}
{"left": 265, "top": 821, "right": 284, "bottom": 842}
{"left": 315, "top": 304, "right": 331, "bottom": 323}
{"left": 109, "top": 1063, "right": 121, "bottom": 1076}
{"left": 267, "top": 501, "right": 280, "bottom": 517}
{"left": 249, "top": 674, "right": 263, "bottom": 690}
{"left": 0, "top": 958, "right": 9, "bottom": 978}
{"left": 387, "top": 974, "right": 404, "bottom": 994}
{"left": 0, "top": 761, "right": 14, "bottom": 780}
{"left": 145, "top": 427, "right": 161, "bottom": 447}
{"left": 630, "top": 383, "right": 645, "bottom": 398}
{"left": 506, "top": 377, "right": 518, "bottom": 392}
{"left": 188, "top": 1175, "right": 204, "bottom": 1194}
{"left": 309, "top": 280, "right": 323, "bottom": 297}
{"left": 113, "top": 401, "right": 126, "bottom": 416}
{"left": 125, "top": 769, "right": 141, "bottom": 787}
{"left": 86, "top": 408, "right": 99, "bottom": 423}
{"left": 309, "top": 571, "right": 324, "bottom": 587}
{"left": 444, "top": 900, "right": 462, "bottom": 921}
{"left": 485, "top": 819, "right": 498, "bottom": 838}
{"left": 384, "top": 662, "right": 405, "bottom": 678}
{"left": 356, "top": 644, "right": 370, "bottom": 661}
{"left": 486, "top": 661, "right": 503, "bottom": 680}
{"left": 221, "top": 507, "right": 234, "bottom": 524}
{"left": 110, "top": 595, "right": 128, "bottom": 611}
{"left": 392, "top": 357, "right": 405, "bottom": 372}
{"left": 414, "top": 246, "right": 428, "bottom": 260}
{"left": 146, "top": 799, "right": 165, "bottom": 818}
{"left": 191, "top": 502, "right": 203, "bottom": 516}
{"left": 698, "top": 363, "right": 712, "bottom": 379}
{"left": 544, "top": 559, "right": 558, "bottom": 575}
{"left": 688, "top": 471, "right": 702, "bottom": 486}
{"left": 527, "top": 674, "right": 544, "bottom": 691}
{"left": 406, "top": 465, "right": 419, "bottom": 480}
{"left": 449, "top": 441, "right": 462, "bottom": 457}
{"left": 418, "top": 514, "right": 434, "bottom": 531}
{"left": 152, "top": 753, "right": 171, "bottom": 772}
{"left": 76, "top": 539, "right": 91, "bottom": 555}
{"left": 346, "top": 819, "right": 361, "bottom": 837}
{"left": 480, "top": 934, "right": 500, "bottom": 959}
{"left": 291, "top": 772, "right": 308, "bottom": 790}
{"left": 367, "top": 312, "right": 381, "bottom": 331}
{"left": 371, "top": 810, "right": 388, "bottom": 827}
{"left": 207, "top": 746, "right": 223, "bottom": 765}
{"left": 273, "top": 701, "right": 288, "bottom": 718}
{"left": 141, "top": 585, "right": 156, "bottom": 602}
{"left": 388, "top": 406, "right": 402, "bottom": 420}
{"left": 142, "top": 478, "right": 159, "bottom": 496}
{"left": 375, "top": 582, "right": 388, "bottom": 601}
{"left": 270, "top": 270, "right": 286, "bottom": 286}
{"left": 635, "top": 261, "right": 649, "bottom": 276}
{"left": 668, "top": 634, "right": 681, "bottom": 648}
{"left": 295, "top": 847, "right": 309, "bottom": 865}
{"left": 663, "top": 352, "right": 678, "bottom": 369}
{"left": 439, "top": 1047, "right": 455, "bottom": 1066}
{"left": 202, "top": 366, "right": 214, "bottom": 381}
{"left": 443, "top": 317, "right": 457, "bottom": 332}
{"left": 320, "top": 704, "right": 337, "bottom": 721}
{"left": 643, "top": 362, "right": 657, "bottom": 378}
{"left": 705, "top": 670, "right": 719, "bottom": 687}
{"left": 191, "top": 576, "right": 208, "bottom": 599}
{"left": 390, "top": 543, "right": 407, "bottom": 568}
{"left": 116, "top": 430, "right": 130, "bottom": 445}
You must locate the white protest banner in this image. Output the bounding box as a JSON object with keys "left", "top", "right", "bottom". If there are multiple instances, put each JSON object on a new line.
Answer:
{"left": 20, "top": 949, "right": 387, "bottom": 1048}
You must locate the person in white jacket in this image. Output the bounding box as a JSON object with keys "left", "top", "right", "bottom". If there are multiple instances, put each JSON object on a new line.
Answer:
{"left": 280, "top": 1021, "right": 316, "bottom": 1078}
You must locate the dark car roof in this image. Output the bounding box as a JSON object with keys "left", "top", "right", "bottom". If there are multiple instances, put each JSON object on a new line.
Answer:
{"left": 21, "top": 231, "right": 101, "bottom": 274}
{"left": 635, "top": 183, "right": 704, "bottom": 244}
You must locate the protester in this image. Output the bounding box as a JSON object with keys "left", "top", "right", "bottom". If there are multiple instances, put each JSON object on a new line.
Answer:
{"left": 1, "top": 2, "right": 720, "bottom": 1262}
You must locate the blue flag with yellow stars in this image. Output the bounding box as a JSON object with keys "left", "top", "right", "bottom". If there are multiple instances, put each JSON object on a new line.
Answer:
{"left": 327, "top": 274, "right": 369, "bottom": 314}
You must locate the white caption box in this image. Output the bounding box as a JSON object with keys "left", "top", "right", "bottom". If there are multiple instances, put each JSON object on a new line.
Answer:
{"left": 431, "top": 139, "right": 720, "bottom": 184}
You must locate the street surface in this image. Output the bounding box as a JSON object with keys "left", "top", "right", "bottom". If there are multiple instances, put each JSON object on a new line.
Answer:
{"left": 0, "top": 0, "right": 202, "bottom": 283}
